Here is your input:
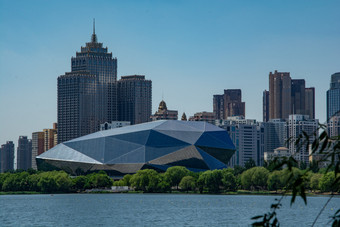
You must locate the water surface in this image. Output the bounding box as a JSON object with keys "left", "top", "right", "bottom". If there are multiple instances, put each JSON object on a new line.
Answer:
{"left": 0, "top": 194, "right": 338, "bottom": 226}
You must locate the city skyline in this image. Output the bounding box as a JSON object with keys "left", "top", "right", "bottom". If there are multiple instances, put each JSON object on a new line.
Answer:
{"left": 1, "top": 0, "right": 340, "bottom": 146}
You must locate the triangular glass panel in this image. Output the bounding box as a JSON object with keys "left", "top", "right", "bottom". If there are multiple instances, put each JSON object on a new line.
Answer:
{"left": 197, "top": 146, "right": 235, "bottom": 164}
{"left": 64, "top": 137, "right": 106, "bottom": 163}
{"left": 148, "top": 145, "right": 209, "bottom": 170}
{"left": 112, "top": 130, "right": 150, "bottom": 145}
{"left": 104, "top": 136, "right": 142, "bottom": 163}
{"left": 104, "top": 146, "right": 145, "bottom": 164}
{"left": 146, "top": 130, "right": 190, "bottom": 147}
{"left": 37, "top": 143, "right": 101, "bottom": 164}
{"left": 196, "top": 147, "right": 227, "bottom": 169}
{"left": 155, "top": 130, "right": 203, "bottom": 144}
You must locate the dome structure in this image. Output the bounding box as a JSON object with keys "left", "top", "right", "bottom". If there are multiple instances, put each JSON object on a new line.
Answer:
{"left": 158, "top": 100, "right": 167, "bottom": 112}
{"left": 37, "top": 120, "right": 235, "bottom": 176}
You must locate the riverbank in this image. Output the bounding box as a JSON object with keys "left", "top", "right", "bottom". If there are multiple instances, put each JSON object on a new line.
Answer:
{"left": 1, "top": 189, "right": 338, "bottom": 196}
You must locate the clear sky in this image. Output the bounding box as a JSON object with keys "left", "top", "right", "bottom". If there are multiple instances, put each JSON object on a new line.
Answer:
{"left": 0, "top": 0, "right": 339, "bottom": 147}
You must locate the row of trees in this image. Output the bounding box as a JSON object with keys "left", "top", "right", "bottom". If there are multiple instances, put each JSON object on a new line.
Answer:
{"left": 113, "top": 166, "right": 339, "bottom": 193}
{"left": 0, "top": 166, "right": 338, "bottom": 194}
{"left": 0, "top": 170, "right": 113, "bottom": 193}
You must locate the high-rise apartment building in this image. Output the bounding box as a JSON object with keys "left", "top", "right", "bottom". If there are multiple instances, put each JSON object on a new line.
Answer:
{"left": 32, "top": 131, "right": 45, "bottom": 170}
{"left": 224, "top": 89, "right": 245, "bottom": 118}
{"left": 328, "top": 115, "right": 340, "bottom": 138}
{"left": 286, "top": 114, "right": 318, "bottom": 163}
{"left": 58, "top": 22, "right": 118, "bottom": 143}
{"left": 213, "top": 94, "right": 224, "bottom": 119}
{"left": 17, "top": 136, "right": 32, "bottom": 170}
{"left": 269, "top": 70, "right": 292, "bottom": 120}
{"left": 291, "top": 79, "right": 305, "bottom": 115}
{"left": 43, "top": 123, "right": 57, "bottom": 152}
{"left": 0, "top": 141, "right": 14, "bottom": 173}
{"left": 327, "top": 72, "right": 340, "bottom": 121}
{"left": 216, "top": 117, "right": 264, "bottom": 167}
{"left": 117, "top": 75, "right": 152, "bottom": 125}
{"left": 267, "top": 70, "right": 315, "bottom": 120}
{"left": 263, "top": 90, "right": 269, "bottom": 122}
{"left": 263, "top": 119, "right": 286, "bottom": 154}
{"left": 305, "top": 87, "right": 315, "bottom": 119}
{"left": 213, "top": 89, "right": 245, "bottom": 119}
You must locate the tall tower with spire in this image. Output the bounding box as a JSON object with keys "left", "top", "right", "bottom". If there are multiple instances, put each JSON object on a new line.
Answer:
{"left": 58, "top": 20, "right": 118, "bottom": 143}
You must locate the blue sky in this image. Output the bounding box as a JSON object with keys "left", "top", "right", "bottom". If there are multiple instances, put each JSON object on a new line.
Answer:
{"left": 0, "top": 0, "right": 339, "bottom": 146}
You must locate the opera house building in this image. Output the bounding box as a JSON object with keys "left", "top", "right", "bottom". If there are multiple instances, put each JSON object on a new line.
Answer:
{"left": 37, "top": 120, "right": 235, "bottom": 176}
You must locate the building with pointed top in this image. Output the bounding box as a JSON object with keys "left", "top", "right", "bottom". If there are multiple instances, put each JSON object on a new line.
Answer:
{"left": 58, "top": 21, "right": 118, "bottom": 143}
{"left": 181, "top": 112, "right": 187, "bottom": 121}
{"left": 151, "top": 100, "right": 178, "bottom": 121}
{"left": 327, "top": 72, "right": 340, "bottom": 121}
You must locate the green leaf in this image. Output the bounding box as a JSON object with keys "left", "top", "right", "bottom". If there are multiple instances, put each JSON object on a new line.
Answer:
{"left": 251, "top": 215, "right": 263, "bottom": 220}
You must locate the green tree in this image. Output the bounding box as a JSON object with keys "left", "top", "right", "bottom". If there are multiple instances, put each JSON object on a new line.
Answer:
{"left": 241, "top": 167, "right": 269, "bottom": 190}
{"left": 89, "top": 172, "right": 113, "bottom": 188}
{"left": 319, "top": 172, "right": 336, "bottom": 192}
{"left": 27, "top": 174, "right": 40, "bottom": 191}
{"left": 244, "top": 159, "right": 256, "bottom": 170}
{"left": 0, "top": 173, "right": 10, "bottom": 191}
{"left": 164, "top": 166, "right": 189, "bottom": 190}
{"left": 310, "top": 173, "right": 322, "bottom": 192}
{"left": 233, "top": 165, "right": 246, "bottom": 175}
{"left": 267, "top": 170, "right": 284, "bottom": 191}
{"left": 38, "top": 172, "right": 57, "bottom": 193}
{"left": 197, "top": 169, "right": 222, "bottom": 193}
{"left": 221, "top": 169, "right": 237, "bottom": 191}
{"left": 179, "top": 176, "right": 196, "bottom": 192}
{"left": 73, "top": 175, "right": 88, "bottom": 191}
{"left": 130, "top": 169, "right": 160, "bottom": 192}
{"left": 55, "top": 171, "right": 73, "bottom": 192}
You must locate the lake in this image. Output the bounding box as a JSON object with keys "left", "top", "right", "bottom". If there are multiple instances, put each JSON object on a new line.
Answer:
{"left": 0, "top": 194, "right": 339, "bottom": 226}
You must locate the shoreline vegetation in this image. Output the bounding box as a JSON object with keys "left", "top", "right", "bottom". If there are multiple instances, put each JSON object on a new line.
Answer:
{"left": 1, "top": 190, "right": 339, "bottom": 196}
{"left": 0, "top": 164, "right": 339, "bottom": 196}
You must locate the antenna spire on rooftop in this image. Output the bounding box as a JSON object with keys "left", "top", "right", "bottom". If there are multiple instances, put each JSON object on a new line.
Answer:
{"left": 91, "top": 18, "right": 98, "bottom": 43}
{"left": 93, "top": 18, "right": 95, "bottom": 34}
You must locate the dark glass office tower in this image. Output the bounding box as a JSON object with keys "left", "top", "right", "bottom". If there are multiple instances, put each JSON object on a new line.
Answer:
{"left": 117, "top": 75, "right": 152, "bottom": 125}
{"left": 0, "top": 141, "right": 14, "bottom": 173}
{"left": 58, "top": 21, "right": 118, "bottom": 143}
{"left": 17, "top": 136, "right": 32, "bottom": 170}
{"left": 327, "top": 72, "right": 340, "bottom": 121}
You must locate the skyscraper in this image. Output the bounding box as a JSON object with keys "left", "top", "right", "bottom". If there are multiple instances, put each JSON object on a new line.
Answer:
{"left": 267, "top": 70, "right": 315, "bottom": 120}
{"left": 291, "top": 79, "right": 305, "bottom": 115}
{"left": 224, "top": 89, "right": 245, "bottom": 118}
{"left": 32, "top": 131, "right": 44, "bottom": 170}
{"left": 305, "top": 87, "right": 315, "bottom": 119}
{"left": 17, "top": 136, "right": 32, "bottom": 170}
{"left": 213, "top": 89, "right": 245, "bottom": 120}
{"left": 263, "top": 90, "right": 269, "bottom": 122}
{"left": 216, "top": 117, "right": 264, "bottom": 167}
{"left": 58, "top": 21, "right": 118, "bottom": 143}
{"left": 327, "top": 72, "right": 340, "bottom": 121}
{"left": 43, "top": 124, "right": 57, "bottom": 152}
{"left": 117, "top": 75, "right": 152, "bottom": 125}
{"left": 0, "top": 141, "right": 14, "bottom": 173}
{"left": 269, "top": 70, "right": 292, "bottom": 120}
{"left": 213, "top": 94, "right": 224, "bottom": 119}
{"left": 286, "top": 114, "right": 318, "bottom": 163}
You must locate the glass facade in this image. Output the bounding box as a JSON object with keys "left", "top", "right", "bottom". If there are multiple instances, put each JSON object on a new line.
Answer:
{"left": 58, "top": 28, "right": 118, "bottom": 143}
{"left": 327, "top": 73, "right": 340, "bottom": 121}
{"left": 37, "top": 120, "right": 236, "bottom": 176}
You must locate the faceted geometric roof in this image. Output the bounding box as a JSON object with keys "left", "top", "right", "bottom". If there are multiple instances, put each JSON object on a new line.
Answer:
{"left": 37, "top": 120, "right": 235, "bottom": 175}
